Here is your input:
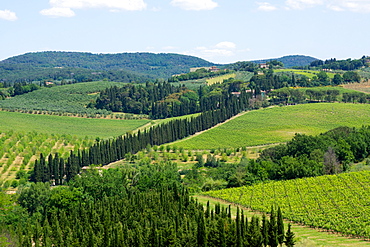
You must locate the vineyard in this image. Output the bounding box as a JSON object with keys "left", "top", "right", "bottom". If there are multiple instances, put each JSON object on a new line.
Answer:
{"left": 205, "top": 170, "right": 370, "bottom": 239}
{"left": 0, "top": 130, "right": 94, "bottom": 187}
{"left": 174, "top": 103, "right": 370, "bottom": 149}
{"left": 0, "top": 81, "right": 131, "bottom": 116}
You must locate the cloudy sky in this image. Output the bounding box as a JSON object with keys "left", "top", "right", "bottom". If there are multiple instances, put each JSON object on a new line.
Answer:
{"left": 1, "top": 0, "right": 370, "bottom": 63}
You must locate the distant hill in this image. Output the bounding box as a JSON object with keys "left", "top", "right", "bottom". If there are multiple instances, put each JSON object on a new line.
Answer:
{"left": 251, "top": 55, "right": 318, "bottom": 68}
{"left": 0, "top": 51, "right": 215, "bottom": 84}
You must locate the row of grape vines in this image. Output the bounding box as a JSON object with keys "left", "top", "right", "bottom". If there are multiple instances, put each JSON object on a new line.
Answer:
{"left": 0, "top": 130, "right": 94, "bottom": 187}
{"left": 205, "top": 171, "right": 370, "bottom": 239}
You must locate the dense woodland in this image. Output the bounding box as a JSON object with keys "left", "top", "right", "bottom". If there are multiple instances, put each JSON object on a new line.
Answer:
{"left": 0, "top": 52, "right": 215, "bottom": 84}
{"left": 1, "top": 164, "right": 295, "bottom": 247}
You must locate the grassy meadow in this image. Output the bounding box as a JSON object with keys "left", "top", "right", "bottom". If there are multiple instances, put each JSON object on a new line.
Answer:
{"left": 275, "top": 69, "right": 336, "bottom": 79}
{"left": 206, "top": 73, "right": 236, "bottom": 85}
{"left": 174, "top": 103, "right": 370, "bottom": 149}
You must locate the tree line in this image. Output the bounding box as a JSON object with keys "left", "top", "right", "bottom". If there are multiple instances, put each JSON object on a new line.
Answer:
{"left": 309, "top": 56, "right": 369, "bottom": 71}
{"left": 90, "top": 81, "right": 251, "bottom": 119}
{"left": 269, "top": 87, "right": 370, "bottom": 105}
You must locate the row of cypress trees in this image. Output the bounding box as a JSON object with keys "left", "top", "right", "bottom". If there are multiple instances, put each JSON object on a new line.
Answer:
{"left": 31, "top": 89, "right": 251, "bottom": 184}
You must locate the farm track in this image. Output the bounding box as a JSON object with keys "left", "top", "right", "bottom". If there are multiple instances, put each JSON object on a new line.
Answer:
{"left": 196, "top": 195, "right": 370, "bottom": 247}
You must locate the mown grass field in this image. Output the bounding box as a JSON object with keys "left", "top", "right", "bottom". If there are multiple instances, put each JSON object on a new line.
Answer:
{"left": 206, "top": 73, "right": 236, "bottom": 85}
{"left": 0, "top": 111, "right": 149, "bottom": 139}
{"left": 275, "top": 69, "right": 336, "bottom": 79}
{"left": 174, "top": 103, "right": 370, "bottom": 149}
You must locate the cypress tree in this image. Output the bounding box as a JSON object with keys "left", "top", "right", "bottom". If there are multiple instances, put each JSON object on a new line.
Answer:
{"left": 261, "top": 214, "right": 269, "bottom": 247}
{"left": 268, "top": 206, "right": 278, "bottom": 247}
{"left": 277, "top": 207, "right": 285, "bottom": 246}
{"left": 197, "top": 211, "right": 207, "bottom": 247}
{"left": 284, "top": 224, "right": 296, "bottom": 247}
{"left": 236, "top": 207, "right": 242, "bottom": 247}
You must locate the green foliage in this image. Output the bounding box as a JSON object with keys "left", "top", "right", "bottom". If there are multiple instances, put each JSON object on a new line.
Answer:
{"left": 3, "top": 163, "right": 293, "bottom": 247}
{"left": 205, "top": 170, "right": 370, "bottom": 239}
{"left": 310, "top": 57, "right": 368, "bottom": 71}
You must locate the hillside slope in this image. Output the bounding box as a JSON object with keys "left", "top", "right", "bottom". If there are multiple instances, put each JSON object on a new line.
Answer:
{"left": 174, "top": 103, "right": 370, "bottom": 149}
{"left": 251, "top": 55, "right": 318, "bottom": 67}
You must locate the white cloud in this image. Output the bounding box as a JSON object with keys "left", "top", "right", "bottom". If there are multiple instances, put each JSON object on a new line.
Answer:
{"left": 182, "top": 41, "right": 240, "bottom": 63}
{"left": 215, "top": 41, "right": 236, "bottom": 49}
{"left": 171, "top": 0, "right": 218, "bottom": 11}
{"left": 41, "top": 0, "right": 147, "bottom": 17}
{"left": 40, "top": 7, "right": 75, "bottom": 17}
{"left": 285, "top": 0, "right": 370, "bottom": 12}
{"left": 340, "top": 0, "right": 370, "bottom": 12}
{"left": 0, "top": 10, "right": 18, "bottom": 21}
{"left": 285, "top": 0, "right": 323, "bottom": 10}
{"left": 257, "top": 2, "right": 278, "bottom": 11}
{"left": 163, "top": 46, "right": 177, "bottom": 50}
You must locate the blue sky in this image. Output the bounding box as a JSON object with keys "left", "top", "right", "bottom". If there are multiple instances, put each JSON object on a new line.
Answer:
{"left": 1, "top": 0, "right": 370, "bottom": 64}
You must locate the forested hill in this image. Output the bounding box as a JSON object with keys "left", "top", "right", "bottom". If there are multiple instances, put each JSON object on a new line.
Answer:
{"left": 0, "top": 51, "right": 215, "bottom": 84}
{"left": 251, "top": 55, "right": 318, "bottom": 67}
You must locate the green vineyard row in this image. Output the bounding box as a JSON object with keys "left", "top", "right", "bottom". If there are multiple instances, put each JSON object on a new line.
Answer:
{"left": 205, "top": 171, "right": 370, "bottom": 238}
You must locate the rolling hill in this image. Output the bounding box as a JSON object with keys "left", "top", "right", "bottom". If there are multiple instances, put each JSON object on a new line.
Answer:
{"left": 0, "top": 51, "right": 216, "bottom": 84}
{"left": 251, "top": 55, "right": 318, "bottom": 68}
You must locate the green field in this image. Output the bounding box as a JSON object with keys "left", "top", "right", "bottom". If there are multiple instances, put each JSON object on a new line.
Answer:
{"left": 174, "top": 103, "right": 370, "bottom": 149}
{"left": 275, "top": 69, "right": 336, "bottom": 79}
{"left": 0, "top": 81, "right": 126, "bottom": 115}
{"left": 205, "top": 171, "right": 370, "bottom": 239}
{"left": 206, "top": 73, "right": 236, "bottom": 85}
{"left": 0, "top": 111, "right": 149, "bottom": 139}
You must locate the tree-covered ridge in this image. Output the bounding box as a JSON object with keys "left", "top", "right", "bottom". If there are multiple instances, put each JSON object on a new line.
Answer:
{"left": 251, "top": 55, "right": 318, "bottom": 68}
{"left": 0, "top": 51, "right": 215, "bottom": 83}
{"left": 0, "top": 63, "right": 150, "bottom": 85}
{"left": 309, "top": 56, "right": 370, "bottom": 70}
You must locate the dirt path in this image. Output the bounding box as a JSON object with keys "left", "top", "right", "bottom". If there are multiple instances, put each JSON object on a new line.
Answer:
{"left": 195, "top": 195, "right": 370, "bottom": 247}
